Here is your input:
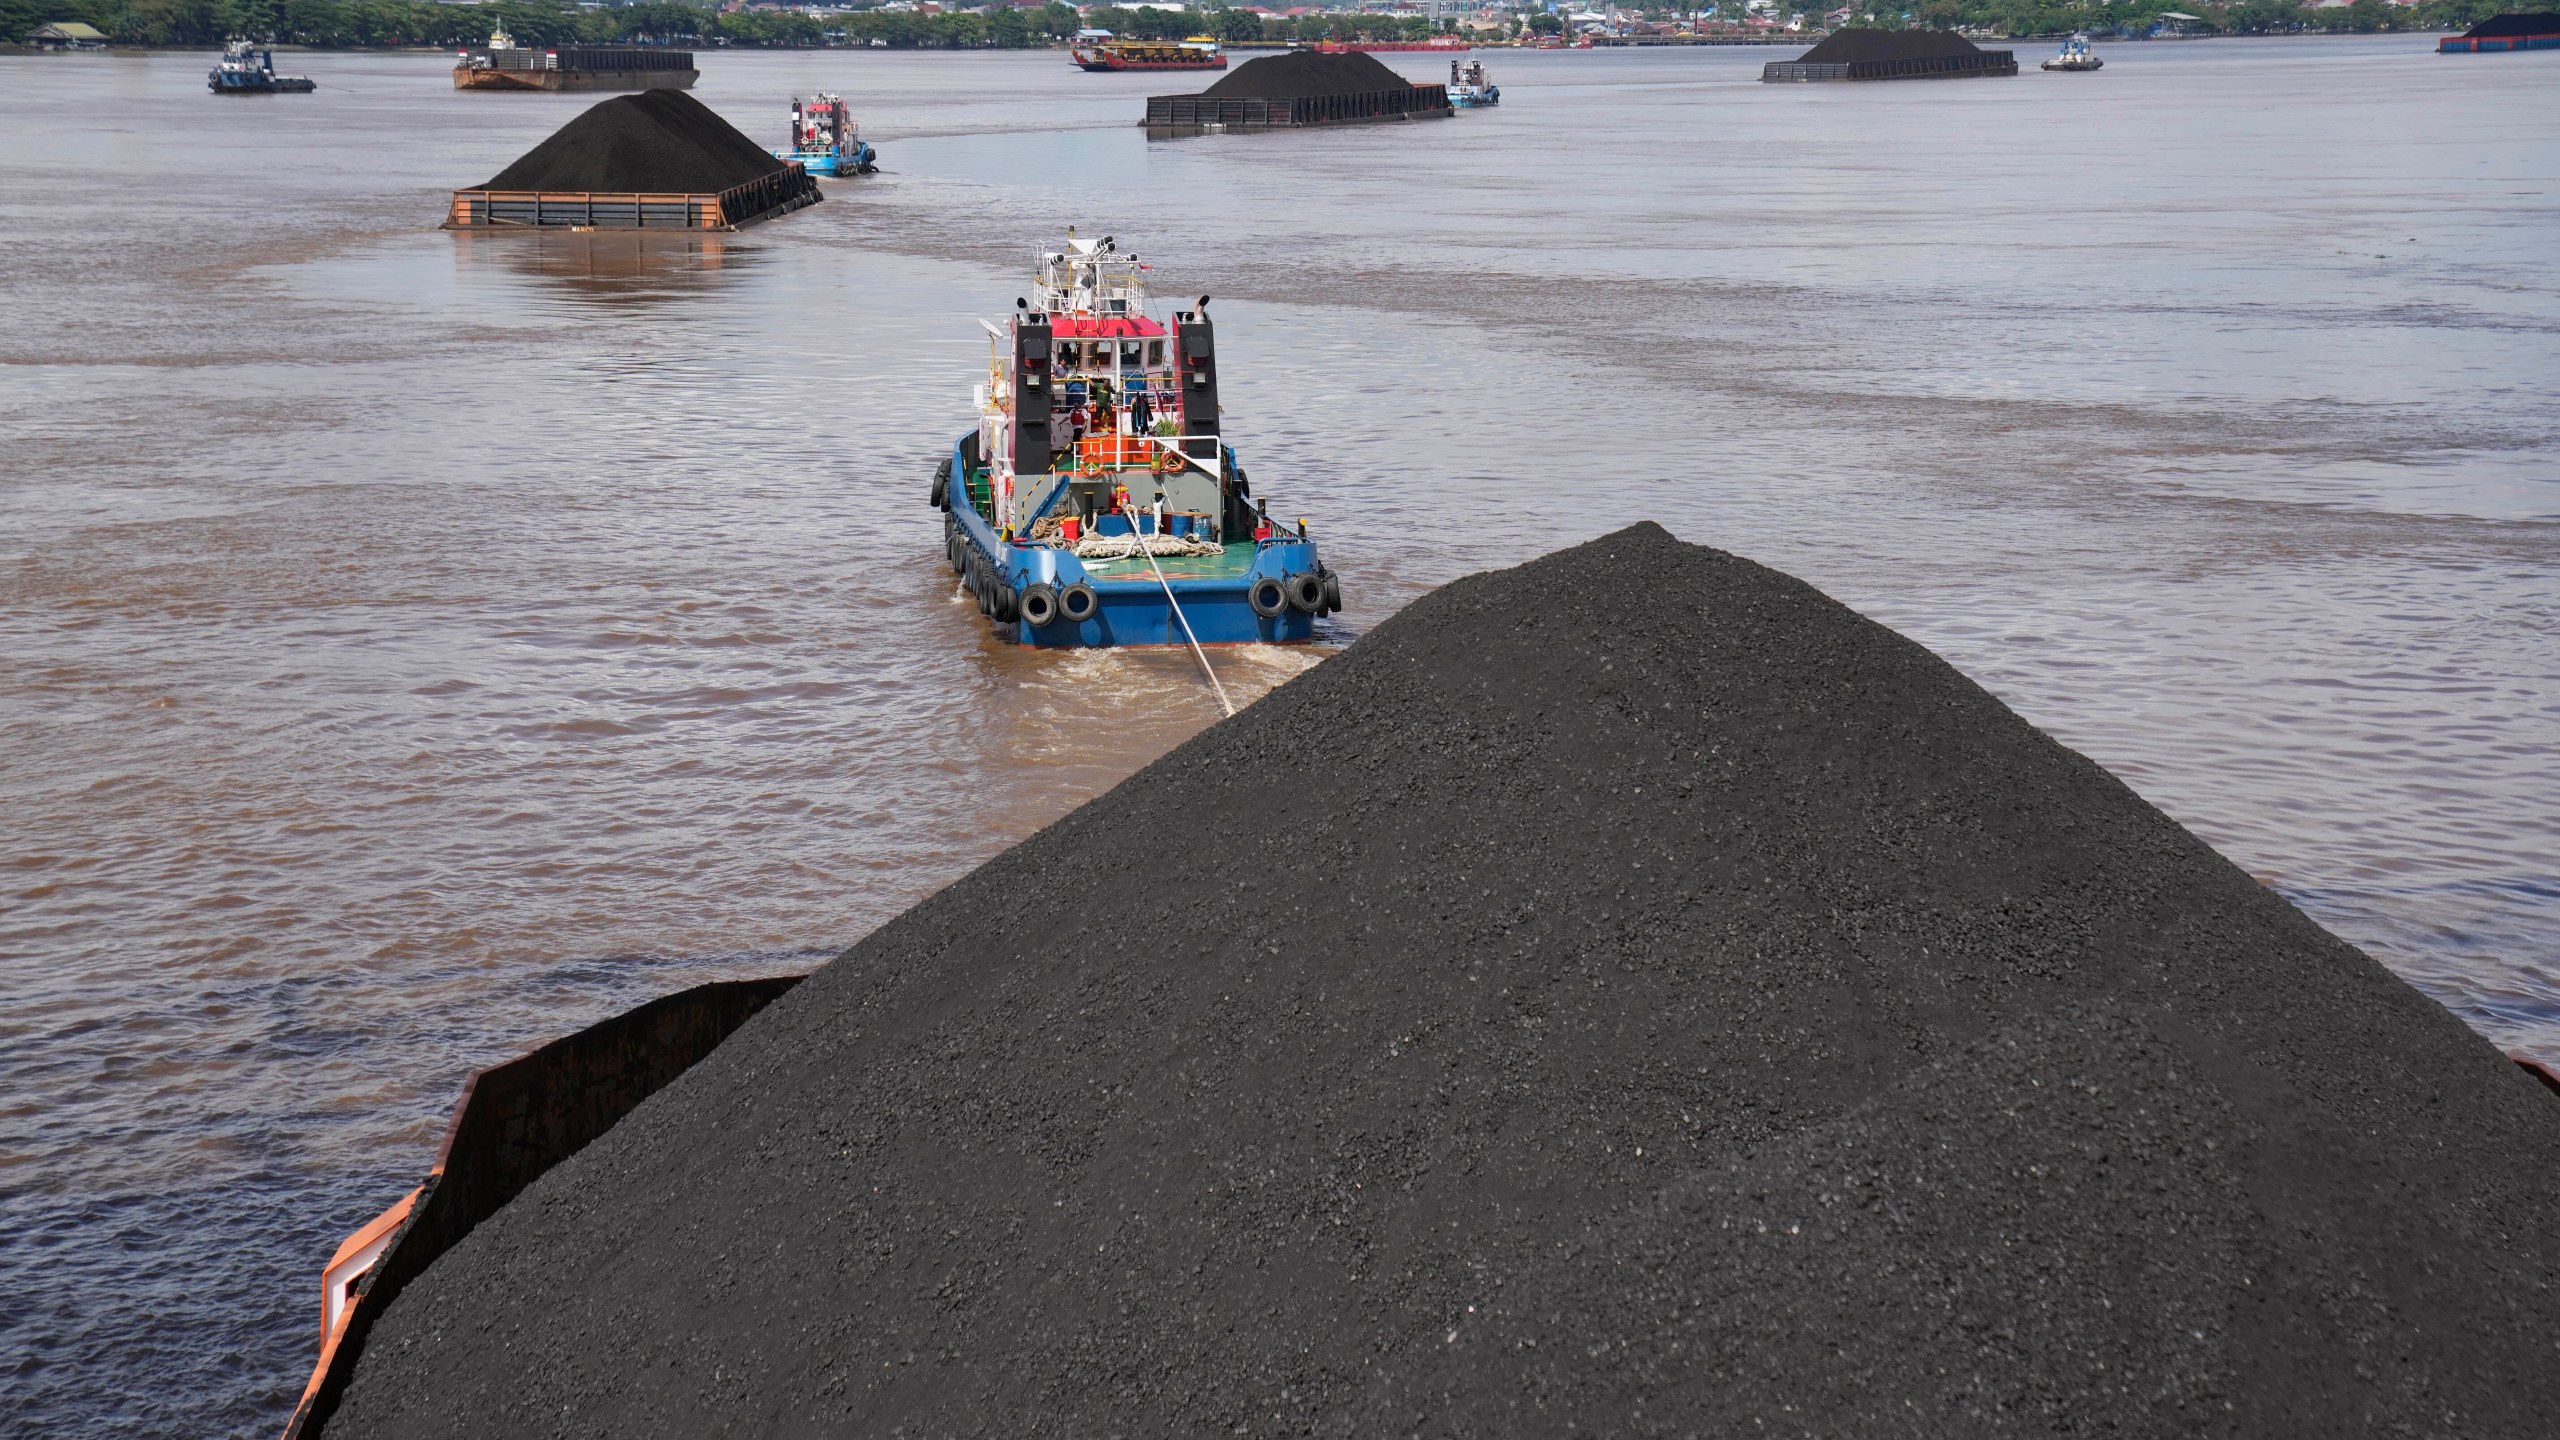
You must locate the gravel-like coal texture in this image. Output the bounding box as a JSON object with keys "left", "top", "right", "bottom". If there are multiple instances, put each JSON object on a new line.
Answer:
{"left": 1202, "top": 49, "right": 1413, "bottom": 100}
{"left": 1796, "top": 26, "right": 1985, "bottom": 64}
{"left": 2460, "top": 11, "right": 2560, "bottom": 37}
{"left": 479, "top": 90, "right": 782, "bottom": 195}
{"left": 328, "top": 525, "right": 2560, "bottom": 1439}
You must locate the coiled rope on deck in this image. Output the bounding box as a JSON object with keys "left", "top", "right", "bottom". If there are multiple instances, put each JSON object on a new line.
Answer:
{"left": 1073, "top": 533, "right": 1225, "bottom": 561}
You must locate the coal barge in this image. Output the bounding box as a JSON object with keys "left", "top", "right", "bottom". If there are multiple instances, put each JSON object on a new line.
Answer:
{"left": 2439, "top": 11, "right": 2560, "bottom": 51}
{"left": 1763, "top": 27, "right": 2017, "bottom": 83}
{"left": 936, "top": 232, "right": 1336, "bottom": 649}
{"left": 453, "top": 28, "right": 697, "bottom": 92}
{"left": 1144, "top": 50, "right": 1450, "bottom": 134}
{"left": 445, "top": 91, "right": 818, "bottom": 232}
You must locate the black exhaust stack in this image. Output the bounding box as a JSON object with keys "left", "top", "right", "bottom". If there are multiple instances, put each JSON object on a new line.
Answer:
{"left": 1176, "top": 300, "right": 1219, "bottom": 463}
{"left": 1013, "top": 314, "right": 1053, "bottom": 477}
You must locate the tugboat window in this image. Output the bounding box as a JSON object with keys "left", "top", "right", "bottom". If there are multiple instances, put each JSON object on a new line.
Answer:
{"left": 1146, "top": 341, "right": 1164, "bottom": 366}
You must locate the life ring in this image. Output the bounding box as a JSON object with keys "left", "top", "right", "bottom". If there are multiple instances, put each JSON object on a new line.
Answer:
{"left": 1286, "top": 571, "right": 1325, "bottom": 615}
{"left": 1020, "top": 582, "right": 1061, "bottom": 628}
{"left": 1060, "top": 581, "right": 1101, "bottom": 624}
{"left": 1248, "top": 575, "right": 1289, "bottom": 619}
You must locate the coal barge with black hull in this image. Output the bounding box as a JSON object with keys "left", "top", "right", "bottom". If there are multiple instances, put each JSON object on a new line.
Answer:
{"left": 1763, "top": 27, "right": 2016, "bottom": 83}
{"left": 935, "top": 233, "right": 1337, "bottom": 648}
{"left": 1145, "top": 50, "right": 1449, "bottom": 136}
{"left": 454, "top": 28, "right": 697, "bottom": 92}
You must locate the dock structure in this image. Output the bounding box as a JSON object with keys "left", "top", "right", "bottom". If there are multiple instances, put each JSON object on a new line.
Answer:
{"left": 1762, "top": 27, "right": 2016, "bottom": 82}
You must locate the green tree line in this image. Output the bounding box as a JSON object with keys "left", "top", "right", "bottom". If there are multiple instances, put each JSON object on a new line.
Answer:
{"left": 8, "top": 0, "right": 2529, "bottom": 49}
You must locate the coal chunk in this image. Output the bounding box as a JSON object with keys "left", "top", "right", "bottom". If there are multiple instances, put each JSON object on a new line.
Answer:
{"left": 1794, "top": 26, "right": 1987, "bottom": 64}
{"left": 1201, "top": 48, "right": 1415, "bottom": 100}
{"left": 478, "top": 90, "right": 784, "bottom": 195}
{"left": 327, "top": 525, "right": 2560, "bottom": 1438}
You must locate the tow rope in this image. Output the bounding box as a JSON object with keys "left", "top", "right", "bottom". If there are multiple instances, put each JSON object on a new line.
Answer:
{"left": 1124, "top": 502, "right": 1233, "bottom": 718}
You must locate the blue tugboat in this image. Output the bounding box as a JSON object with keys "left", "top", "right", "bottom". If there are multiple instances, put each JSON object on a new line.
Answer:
{"left": 772, "top": 95, "right": 875, "bottom": 177}
{"left": 1448, "top": 57, "right": 1499, "bottom": 107}
{"left": 209, "top": 40, "right": 315, "bottom": 93}
{"left": 934, "top": 232, "right": 1338, "bottom": 650}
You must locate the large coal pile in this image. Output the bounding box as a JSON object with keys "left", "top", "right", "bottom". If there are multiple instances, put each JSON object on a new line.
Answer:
{"left": 2459, "top": 10, "right": 2560, "bottom": 36}
{"left": 328, "top": 525, "right": 2560, "bottom": 1437}
{"left": 1202, "top": 48, "right": 1412, "bottom": 99}
{"left": 478, "top": 90, "right": 783, "bottom": 194}
{"left": 1796, "top": 25, "right": 1985, "bottom": 64}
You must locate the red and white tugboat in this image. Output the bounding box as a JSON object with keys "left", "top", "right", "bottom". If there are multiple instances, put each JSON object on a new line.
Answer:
{"left": 932, "top": 231, "right": 1337, "bottom": 649}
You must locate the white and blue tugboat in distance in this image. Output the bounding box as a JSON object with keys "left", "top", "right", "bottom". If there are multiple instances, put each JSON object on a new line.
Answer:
{"left": 933, "top": 231, "right": 1338, "bottom": 648}
{"left": 773, "top": 94, "right": 875, "bottom": 176}
{"left": 2041, "top": 33, "right": 2103, "bottom": 71}
{"left": 209, "top": 40, "right": 316, "bottom": 93}
{"left": 1449, "top": 57, "right": 1499, "bottom": 107}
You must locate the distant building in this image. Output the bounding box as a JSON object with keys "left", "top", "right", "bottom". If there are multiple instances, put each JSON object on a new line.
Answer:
{"left": 28, "top": 21, "right": 110, "bottom": 49}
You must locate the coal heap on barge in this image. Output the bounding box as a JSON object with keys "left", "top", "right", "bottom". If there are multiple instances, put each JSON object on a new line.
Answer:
{"left": 1145, "top": 48, "right": 1450, "bottom": 132}
{"left": 448, "top": 91, "right": 818, "bottom": 232}
{"left": 1764, "top": 26, "right": 2018, "bottom": 82}
{"left": 322, "top": 526, "right": 2560, "bottom": 1439}
{"left": 2438, "top": 11, "right": 2560, "bottom": 50}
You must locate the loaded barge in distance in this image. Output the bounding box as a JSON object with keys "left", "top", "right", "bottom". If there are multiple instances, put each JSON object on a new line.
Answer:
{"left": 1144, "top": 50, "right": 1451, "bottom": 135}
{"left": 1072, "top": 29, "right": 1226, "bottom": 70}
{"left": 454, "top": 28, "right": 697, "bottom": 92}
{"left": 935, "top": 232, "right": 1338, "bottom": 648}
{"left": 1763, "top": 27, "right": 2017, "bottom": 82}
{"left": 2439, "top": 12, "right": 2560, "bottom": 51}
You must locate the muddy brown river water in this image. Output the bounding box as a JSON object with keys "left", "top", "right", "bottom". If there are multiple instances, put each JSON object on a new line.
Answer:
{"left": 2, "top": 36, "right": 2555, "bottom": 1437}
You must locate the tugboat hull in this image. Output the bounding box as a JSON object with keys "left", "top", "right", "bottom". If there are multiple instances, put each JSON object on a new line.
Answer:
{"left": 940, "top": 438, "right": 1327, "bottom": 650}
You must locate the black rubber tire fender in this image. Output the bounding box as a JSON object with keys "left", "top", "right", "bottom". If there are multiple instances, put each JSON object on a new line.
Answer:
{"left": 992, "top": 580, "right": 1020, "bottom": 624}
{"left": 1060, "top": 581, "right": 1101, "bottom": 624}
{"left": 1319, "top": 566, "right": 1342, "bottom": 615}
{"left": 1248, "top": 575, "right": 1289, "bottom": 619}
{"left": 1020, "top": 583, "right": 1061, "bottom": 629}
{"left": 948, "top": 533, "right": 968, "bottom": 575}
{"left": 931, "top": 455, "right": 951, "bottom": 510}
{"left": 1286, "top": 571, "right": 1325, "bottom": 615}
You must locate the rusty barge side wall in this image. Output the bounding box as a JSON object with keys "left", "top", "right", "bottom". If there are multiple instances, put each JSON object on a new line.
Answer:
{"left": 282, "top": 974, "right": 804, "bottom": 1440}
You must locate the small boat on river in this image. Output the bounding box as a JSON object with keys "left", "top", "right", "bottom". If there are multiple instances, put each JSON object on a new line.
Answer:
{"left": 772, "top": 94, "right": 875, "bottom": 177}
{"left": 209, "top": 41, "right": 314, "bottom": 94}
{"left": 1448, "top": 57, "right": 1500, "bottom": 107}
{"left": 933, "top": 232, "right": 1336, "bottom": 649}
{"left": 2041, "top": 33, "right": 2103, "bottom": 71}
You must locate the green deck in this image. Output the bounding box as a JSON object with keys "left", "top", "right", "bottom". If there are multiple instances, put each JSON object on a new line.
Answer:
{"left": 1073, "top": 543, "right": 1259, "bottom": 586}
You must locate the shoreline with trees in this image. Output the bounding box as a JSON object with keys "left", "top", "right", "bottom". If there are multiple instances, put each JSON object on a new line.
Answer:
{"left": 6, "top": 0, "right": 2520, "bottom": 54}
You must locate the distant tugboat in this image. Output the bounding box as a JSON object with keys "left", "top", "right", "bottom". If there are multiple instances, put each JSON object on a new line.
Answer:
{"left": 2041, "top": 33, "right": 2103, "bottom": 71}
{"left": 1448, "top": 56, "right": 1499, "bottom": 107}
{"left": 208, "top": 41, "right": 315, "bottom": 94}
{"left": 935, "top": 231, "right": 1336, "bottom": 649}
{"left": 772, "top": 95, "right": 875, "bottom": 177}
